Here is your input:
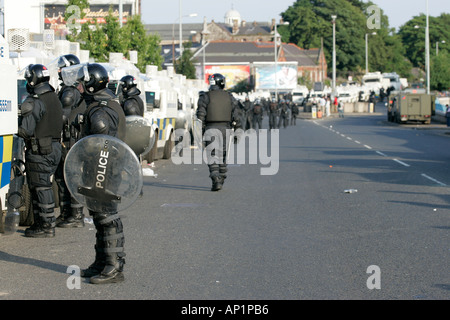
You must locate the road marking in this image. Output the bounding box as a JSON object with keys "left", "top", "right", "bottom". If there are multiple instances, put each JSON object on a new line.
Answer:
{"left": 354, "top": 140, "right": 361, "bottom": 144}
{"left": 421, "top": 174, "right": 447, "bottom": 186}
{"left": 393, "top": 159, "right": 410, "bottom": 167}
{"left": 346, "top": 137, "right": 353, "bottom": 141}
{"left": 376, "top": 151, "right": 388, "bottom": 157}
{"left": 364, "top": 145, "right": 372, "bottom": 149}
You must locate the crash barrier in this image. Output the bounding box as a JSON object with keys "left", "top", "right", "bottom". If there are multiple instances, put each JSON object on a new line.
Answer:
{"left": 432, "top": 97, "right": 450, "bottom": 124}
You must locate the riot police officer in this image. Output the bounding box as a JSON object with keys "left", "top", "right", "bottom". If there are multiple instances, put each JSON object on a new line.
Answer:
{"left": 119, "top": 75, "right": 144, "bottom": 116}
{"left": 196, "top": 73, "right": 241, "bottom": 191}
{"left": 55, "top": 54, "right": 86, "bottom": 228}
{"left": 18, "top": 64, "right": 63, "bottom": 238}
{"left": 252, "top": 99, "right": 263, "bottom": 129}
{"left": 242, "top": 96, "right": 253, "bottom": 130}
{"left": 75, "top": 63, "right": 127, "bottom": 284}
{"left": 268, "top": 98, "right": 279, "bottom": 130}
{"left": 290, "top": 99, "right": 299, "bottom": 125}
{"left": 278, "top": 99, "right": 289, "bottom": 129}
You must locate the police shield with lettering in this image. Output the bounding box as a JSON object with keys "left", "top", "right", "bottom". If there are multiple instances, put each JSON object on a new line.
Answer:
{"left": 64, "top": 134, "right": 143, "bottom": 213}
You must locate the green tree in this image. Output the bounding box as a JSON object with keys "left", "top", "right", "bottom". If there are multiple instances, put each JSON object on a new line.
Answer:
{"left": 122, "top": 15, "right": 163, "bottom": 72}
{"left": 176, "top": 42, "right": 196, "bottom": 79}
{"left": 430, "top": 50, "right": 450, "bottom": 91}
{"left": 65, "top": 5, "right": 163, "bottom": 71}
{"left": 398, "top": 13, "right": 450, "bottom": 68}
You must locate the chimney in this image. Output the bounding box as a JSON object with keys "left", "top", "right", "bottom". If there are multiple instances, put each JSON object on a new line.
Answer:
{"left": 232, "top": 20, "right": 239, "bottom": 34}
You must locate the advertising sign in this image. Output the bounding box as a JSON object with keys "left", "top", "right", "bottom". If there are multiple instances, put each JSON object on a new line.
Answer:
{"left": 196, "top": 65, "right": 250, "bottom": 90}
{"left": 44, "top": 4, "right": 132, "bottom": 36}
{"left": 254, "top": 62, "right": 298, "bottom": 90}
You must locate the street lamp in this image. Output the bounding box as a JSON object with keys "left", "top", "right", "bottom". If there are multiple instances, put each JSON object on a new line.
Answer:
{"left": 273, "top": 20, "right": 289, "bottom": 99}
{"left": 331, "top": 15, "right": 337, "bottom": 98}
{"left": 414, "top": 0, "right": 430, "bottom": 94}
{"left": 179, "top": 0, "right": 198, "bottom": 57}
{"left": 436, "top": 40, "right": 446, "bottom": 56}
{"left": 365, "top": 32, "right": 377, "bottom": 74}
{"left": 172, "top": 12, "right": 197, "bottom": 67}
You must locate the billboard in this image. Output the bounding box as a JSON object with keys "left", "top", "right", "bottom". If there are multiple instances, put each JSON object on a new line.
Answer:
{"left": 44, "top": 4, "right": 132, "bottom": 36}
{"left": 196, "top": 65, "right": 250, "bottom": 90}
{"left": 254, "top": 62, "right": 298, "bottom": 90}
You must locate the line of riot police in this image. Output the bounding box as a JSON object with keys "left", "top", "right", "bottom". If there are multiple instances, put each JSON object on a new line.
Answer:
{"left": 235, "top": 96, "right": 299, "bottom": 130}
{"left": 15, "top": 55, "right": 145, "bottom": 284}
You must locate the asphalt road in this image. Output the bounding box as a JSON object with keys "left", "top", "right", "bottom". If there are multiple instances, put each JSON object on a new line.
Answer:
{"left": 1, "top": 107, "right": 449, "bottom": 303}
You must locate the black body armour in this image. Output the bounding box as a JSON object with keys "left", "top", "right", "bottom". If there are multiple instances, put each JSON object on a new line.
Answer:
{"left": 35, "top": 85, "right": 63, "bottom": 140}
{"left": 206, "top": 90, "right": 233, "bottom": 123}
{"left": 85, "top": 99, "right": 126, "bottom": 141}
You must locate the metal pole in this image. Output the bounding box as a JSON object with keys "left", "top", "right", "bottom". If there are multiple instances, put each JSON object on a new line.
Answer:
{"left": 119, "top": 0, "right": 123, "bottom": 27}
{"left": 179, "top": 0, "right": 183, "bottom": 57}
{"left": 365, "top": 33, "right": 368, "bottom": 74}
{"left": 426, "top": 0, "right": 430, "bottom": 94}
{"left": 332, "top": 15, "right": 337, "bottom": 97}
{"left": 274, "top": 22, "right": 278, "bottom": 99}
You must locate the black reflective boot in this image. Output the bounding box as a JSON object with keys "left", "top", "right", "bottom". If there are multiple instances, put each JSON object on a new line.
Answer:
{"left": 25, "top": 211, "right": 55, "bottom": 238}
{"left": 81, "top": 221, "right": 105, "bottom": 278}
{"left": 211, "top": 176, "right": 223, "bottom": 191}
{"left": 89, "top": 214, "right": 125, "bottom": 284}
{"left": 81, "top": 245, "right": 105, "bottom": 278}
{"left": 55, "top": 205, "right": 70, "bottom": 226}
{"left": 58, "top": 207, "right": 85, "bottom": 228}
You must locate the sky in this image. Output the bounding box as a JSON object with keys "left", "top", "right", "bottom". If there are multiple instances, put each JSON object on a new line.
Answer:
{"left": 141, "top": 0, "right": 450, "bottom": 31}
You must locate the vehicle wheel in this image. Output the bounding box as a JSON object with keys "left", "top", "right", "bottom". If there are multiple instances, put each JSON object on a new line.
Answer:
{"left": 163, "top": 131, "right": 174, "bottom": 159}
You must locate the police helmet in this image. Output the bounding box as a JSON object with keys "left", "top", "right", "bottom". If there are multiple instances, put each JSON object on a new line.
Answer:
{"left": 209, "top": 73, "right": 226, "bottom": 89}
{"left": 58, "top": 54, "right": 80, "bottom": 80}
{"left": 58, "top": 54, "right": 80, "bottom": 69}
{"left": 119, "top": 75, "right": 137, "bottom": 93}
{"left": 25, "top": 64, "right": 50, "bottom": 88}
{"left": 78, "top": 63, "right": 109, "bottom": 94}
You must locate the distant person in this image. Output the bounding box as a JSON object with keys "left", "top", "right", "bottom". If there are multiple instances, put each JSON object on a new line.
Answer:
{"left": 446, "top": 104, "right": 450, "bottom": 127}
{"left": 325, "top": 96, "right": 331, "bottom": 117}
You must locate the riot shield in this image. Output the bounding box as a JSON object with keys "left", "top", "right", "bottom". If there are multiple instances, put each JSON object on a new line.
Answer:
{"left": 123, "top": 115, "right": 155, "bottom": 156}
{"left": 192, "top": 117, "right": 203, "bottom": 149}
{"left": 64, "top": 134, "right": 143, "bottom": 213}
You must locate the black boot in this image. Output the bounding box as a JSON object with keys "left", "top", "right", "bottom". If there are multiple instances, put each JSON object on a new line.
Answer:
{"left": 211, "top": 176, "right": 223, "bottom": 191}
{"left": 81, "top": 245, "right": 106, "bottom": 278}
{"left": 24, "top": 211, "right": 55, "bottom": 238}
{"left": 81, "top": 220, "right": 105, "bottom": 277}
{"left": 58, "top": 207, "right": 85, "bottom": 228}
{"left": 89, "top": 253, "right": 125, "bottom": 284}
{"left": 89, "top": 214, "right": 125, "bottom": 284}
{"left": 55, "top": 205, "right": 70, "bottom": 226}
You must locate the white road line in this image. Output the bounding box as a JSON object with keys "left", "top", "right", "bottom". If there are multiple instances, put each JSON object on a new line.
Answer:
{"left": 354, "top": 140, "right": 361, "bottom": 144}
{"left": 364, "top": 145, "right": 372, "bottom": 149}
{"left": 393, "top": 159, "right": 410, "bottom": 167}
{"left": 421, "top": 174, "right": 447, "bottom": 186}
{"left": 347, "top": 137, "right": 353, "bottom": 141}
{"left": 376, "top": 151, "right": 388, "bottom": 157}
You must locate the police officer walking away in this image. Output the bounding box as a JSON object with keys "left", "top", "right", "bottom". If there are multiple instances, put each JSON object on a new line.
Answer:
{"left": 268, "top": 98, "right": 279, "bottom": 129}
{"left": 75, "top": 63, "right": 127, "bottom": 284}
{"left": 252, "top": 98, "right": 264, "bottom": 129}
{"left": 196, "top": 73, "right": 241, "bottom": 191}
{"left": 55, "top": 54, "right": 86, "bottom": 228}
{"left": 278, "top": 99, "right": 289, "bottom": 129}
{"left": 290, "top": 99, "right": 299, "bottom": 125}
{"left": 119, "top": 75, "right": 144, "bottom": 116}
{"left": 18, "top": 64, "right": 63, "bottom": 238}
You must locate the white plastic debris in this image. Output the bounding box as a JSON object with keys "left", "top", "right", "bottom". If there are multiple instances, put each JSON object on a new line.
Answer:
{"left": 344, "top": 189, "right": 358, "bottom": 194}
{"left": 142, "top": 167, "right": 157, "bottom": 177}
